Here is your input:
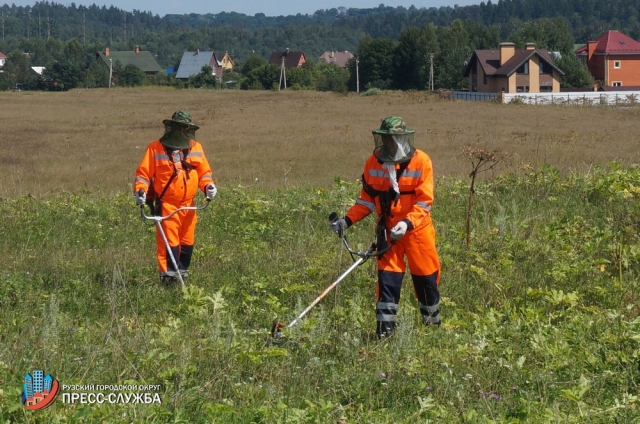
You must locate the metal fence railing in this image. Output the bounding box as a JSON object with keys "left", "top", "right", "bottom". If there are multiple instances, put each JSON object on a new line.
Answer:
{"left": 452, "top": 91, "right": 500, "bottom": 102}
{"left": 452, "top": 90, "right": 640, "bottom": 106}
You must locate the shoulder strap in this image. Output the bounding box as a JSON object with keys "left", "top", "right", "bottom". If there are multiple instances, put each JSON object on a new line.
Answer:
{"left": 181, "top": 147, "right": 196, "bottom": 172}
{"left": 156, "top": 145, "right": 180, "bottom": 201}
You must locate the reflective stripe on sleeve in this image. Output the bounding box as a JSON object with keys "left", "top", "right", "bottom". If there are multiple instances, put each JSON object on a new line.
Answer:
{"left": 416, "top": 201, "right": 432, "bottom": 211}
{"left": 135, "top": 176, "right": 150, "bottom": 186}
{"left": 368, "top": 169, "right": 387, "bottom": 177}
{"left": 154, "top": 153, "right": 170, "bottom": 161}
{"left": 401, "top": 170, "right": 422, "bottom": 178}
{"left": 199, "top": 173, "right": 212, "bottom": 182}
{"left": 356, "top": 198, "right": 376, "bottom": 211}
{"left": 187, "top": 151, "right": 203, "bottom": 158}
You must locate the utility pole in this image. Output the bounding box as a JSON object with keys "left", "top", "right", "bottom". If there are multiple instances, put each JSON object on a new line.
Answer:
{"left": 279, "top": 56, "right": 287, "bottom": 90}
{"left": 429, "top": 53, "right": 435, "bottom": 91}
{"left": 356, "top": 56, "right": 360, "bottom": 93}
{"left": 109, "top": 58, "right": 113, "bottom": 88}
{"left": 26, "top": 8, "right": 30, "bottom": 39}
{"left": 83, "top": 10, "right": 85, "bottom": 45}
{"left": 2, "top": 12, "right": 5, "bottom": 42}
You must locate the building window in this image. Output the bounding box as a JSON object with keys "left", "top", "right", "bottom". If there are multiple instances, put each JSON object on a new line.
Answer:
{"left": 612, "top": 81, "right": 622, "bottom": 87}
{"left": 516, "top": 62, "right": 529, "bottom": 75}
{"left": 539, "top": 61, "right": 553, "bottom": 75}
{"left": 540, "top": 86, "right": 553, "bottom": 92}
{"left": 614, "top": 61, "right": 621, "bottom": 69}
{"left": 516, "top": 86, "right": 530, "bottom": 92}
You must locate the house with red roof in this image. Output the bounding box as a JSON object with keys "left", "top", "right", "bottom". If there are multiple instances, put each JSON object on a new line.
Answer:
{"left": 575, "top": 30, "right": 640, "bottom": 88}
{"left": 268, "top": 49, "right": 306, "bottom": 69}
{"left": 319, "top": 51, "right": 354, "bottom": 68}
{"left": 463, "top": 42, "right": 564, "bottom": 93}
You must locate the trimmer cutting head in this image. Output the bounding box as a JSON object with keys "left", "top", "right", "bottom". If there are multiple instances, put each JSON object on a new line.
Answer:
{"left": 270, "top": 320, "right": 285, "bottom": 339}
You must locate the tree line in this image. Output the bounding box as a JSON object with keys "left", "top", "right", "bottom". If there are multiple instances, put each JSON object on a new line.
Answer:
{"left": 1, "top": 0, "right": 627, "bottom": 91}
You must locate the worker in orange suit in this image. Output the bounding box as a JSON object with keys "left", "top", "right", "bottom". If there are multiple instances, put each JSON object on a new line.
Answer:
{"left": 331, "top": 116, "right": 441, "bottom": 337}
{"left": 134, "top": 111, "right": 216, "bottom": 285}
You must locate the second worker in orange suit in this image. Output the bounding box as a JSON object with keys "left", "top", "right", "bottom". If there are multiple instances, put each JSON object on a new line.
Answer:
{"left": 331, "top": 116, "right": 441, "bottom": 337}
{"left": 134, "top": 111, "right": 216, "bottom": 285}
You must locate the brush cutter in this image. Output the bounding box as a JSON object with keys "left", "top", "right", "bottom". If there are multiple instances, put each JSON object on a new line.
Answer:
{"left": 140, "top": 199, "right": 210, "bottom": 286}
{"left": 270, "top": 212, "right": 394, "bottom": 340}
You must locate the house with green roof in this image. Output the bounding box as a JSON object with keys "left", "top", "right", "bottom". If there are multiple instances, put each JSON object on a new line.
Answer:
{"left": 95, "top": 46, "right": 162, "bottom": 75}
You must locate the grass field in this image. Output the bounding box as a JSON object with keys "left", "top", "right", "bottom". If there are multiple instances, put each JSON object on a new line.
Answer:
{"left": 2, "top": 87, "right": 640, "bottom": 196}
{"left": 0, "top": 88, "right": 639, "bottom": 423}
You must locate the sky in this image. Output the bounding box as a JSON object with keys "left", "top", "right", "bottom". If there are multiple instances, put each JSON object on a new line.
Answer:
{"left": 6, "top": 1, "right": 483, "bottom": 17}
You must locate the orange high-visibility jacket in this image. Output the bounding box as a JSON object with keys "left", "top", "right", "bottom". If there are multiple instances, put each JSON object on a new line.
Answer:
{"left": 134, "top": 139, "right": 214, "bottom": 205}
{"left": 346, "top": 150, "right": 434, "bottom": 231}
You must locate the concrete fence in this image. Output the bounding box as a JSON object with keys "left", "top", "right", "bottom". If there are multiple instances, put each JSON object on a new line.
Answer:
{"left": 453, "top": 90, "right": 640, "bottom": 106}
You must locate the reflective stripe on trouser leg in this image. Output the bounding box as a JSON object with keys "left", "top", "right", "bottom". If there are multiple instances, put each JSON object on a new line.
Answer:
{"left": 412, "top": 271, "right": 440, "bottom": 325}
{"left": 376, "top": 270, "right": 403, "bottom": 335}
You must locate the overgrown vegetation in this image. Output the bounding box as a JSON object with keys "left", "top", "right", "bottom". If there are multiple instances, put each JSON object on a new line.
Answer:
{"left": 0, "top": 163, "right": 638, "bottom": 422}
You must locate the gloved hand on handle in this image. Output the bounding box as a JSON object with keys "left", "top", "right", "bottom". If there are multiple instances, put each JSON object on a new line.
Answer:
{"left": 330, "top": 218, "right": 348, "bottom": 237}
{"left": 390, "top": 221, "right": 408, "bottom": 240}
{"left": 135, "top": 189, "right": 146, "bottom": 206}
{"left": 329, "top": 212, "right": 352, "bottom": 237}
{"left": 205, "top": 184, "right": 217, "bottom": 200}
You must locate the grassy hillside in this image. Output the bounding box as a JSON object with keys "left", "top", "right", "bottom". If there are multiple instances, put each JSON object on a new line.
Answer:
{"left": 0, "top": 89, "right": 639, "bottom": 422}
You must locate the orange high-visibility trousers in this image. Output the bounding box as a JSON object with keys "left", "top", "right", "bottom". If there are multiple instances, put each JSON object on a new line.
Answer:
{"left": 156, "top": 201, "right": 198, "bottom": 277}
{"left": 375, "top": 223, "right": 441, "bottom": 336}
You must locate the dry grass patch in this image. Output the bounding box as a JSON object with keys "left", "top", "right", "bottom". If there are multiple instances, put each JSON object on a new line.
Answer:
{"left": 2, "top": 87, "right": 640, "bottom": 197}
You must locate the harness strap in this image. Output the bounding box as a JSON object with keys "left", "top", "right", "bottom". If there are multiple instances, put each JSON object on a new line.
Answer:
{"left": 149, "top": 147, "right": 196, "bottom": 215}
{"left": 361, "top": 159, "right": 414, "bottom": 257}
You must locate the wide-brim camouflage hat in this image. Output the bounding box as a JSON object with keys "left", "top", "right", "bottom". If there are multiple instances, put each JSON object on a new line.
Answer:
{"left": 162, "top": 110, "right": 200, "bottom": 130}
{"left": 372, "top": 116, "right": 415, "bottom": 135}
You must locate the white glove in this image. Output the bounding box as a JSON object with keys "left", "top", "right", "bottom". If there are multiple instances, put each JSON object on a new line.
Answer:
{"left": 330, "top": 218, "right": 348, "bottom": 237}
{"left": 134, "top": 189, "right": 146, "bottom": 206}
{"left": 390, "top": 221, "right": 408, "bottom": 240}
{"left": 205, "top": 184, "right": 217, "bottom": 200}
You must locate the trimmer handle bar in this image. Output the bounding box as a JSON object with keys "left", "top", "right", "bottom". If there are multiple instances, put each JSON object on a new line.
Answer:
{"left": 140, "top": 200, "right": 210, "bottom": 222}
{"left": 329, "top": 212, "right": 394, "bottom": 262}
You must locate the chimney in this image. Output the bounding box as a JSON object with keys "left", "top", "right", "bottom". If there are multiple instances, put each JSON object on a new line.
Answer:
{"left": 499, "top": 42, "right": 515, "bottom": 66}
{"left": 587, "top": 40, "right": 596, "bottom": 62}
{"left": 134, "top": 46, "right": 140, "bottom": 54}
{"left": 105, "top": 47, "right": 110, "bottom": 56}
{"left": 331, "top": 51, "right": 335, "bottom": 58}
{"left": 525, "top": 42, "right": 535, "bottom": 51}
